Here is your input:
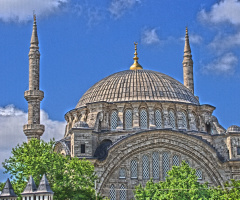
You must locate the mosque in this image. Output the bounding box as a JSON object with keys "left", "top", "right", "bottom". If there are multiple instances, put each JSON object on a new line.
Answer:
{"left": 10, "top": 16, "right": 240, "bottom": 199}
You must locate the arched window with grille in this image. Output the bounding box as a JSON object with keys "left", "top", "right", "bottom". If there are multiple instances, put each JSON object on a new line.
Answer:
{"left": 140, "top": 109, "right": 148, "bottom": 129}
{"left": 172, "top": 155, "right": 180, "bottom": 166}
{"left": 189, "top": 113, "right": 197, "bottom": 131}
{"left": 155, "top": 109, "right": 162, "bottom": 128}
{"left": 183, "top": 159, "right": 190, "bottom": 166}
{"left": 119, "top": 184, "right": 127, "bottom": 200}
{"left": 180, "top": 111, "right": 187, "bottom": 129}
{"left": 130, "top": 160, "right": 138, "bottom": 178}
{"left": 142, "top": 154, "right": 150, "bottom": 180}
{"left": 162, "top": 152, "right": 169, "bottom": 179}
{"left": 109, "top": 184, "right": 116, "bottom": 200}
{"left": 196, "top": 169, "right": 202, "bottom": 180}
{"left": 111, "top": 110, "right": 118, "bottom": 130}
{"left": 125, "top": 109, "right": 132, "bottom": 129}
{"left": 119, "top": 168, "right": 126, "bottom": 179}
{"left": 169, "top": 110, "right": 175, "bottom": 129}
{"left": 152, "top": 152, "right": 160, "bottom": 180}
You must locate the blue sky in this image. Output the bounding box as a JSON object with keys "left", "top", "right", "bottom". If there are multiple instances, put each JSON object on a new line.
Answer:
{"left": 0, "top": 0, "right": 240, "bottom": 182}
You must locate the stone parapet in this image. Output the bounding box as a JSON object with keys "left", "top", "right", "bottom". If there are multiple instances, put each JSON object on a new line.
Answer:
{"left": 24, "top": 90, "right": 44, "bottom": 101}
{"left": 23, "top": 124, "right": 45, "bottom": 140}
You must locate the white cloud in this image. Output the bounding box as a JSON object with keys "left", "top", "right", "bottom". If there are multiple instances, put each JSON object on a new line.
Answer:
{"left": 202, "top": 52, "right": 238, "bottom": 75}
{"left": 209, "top": 32, "right": 240, "bottom": 53}
{"left": 180, "top": 33, "right": 203, "bottom": 44}
{"left": 0, "top": 105, "right": 66, "bottom": 171}
{"left": 0, "top": 0, "right": 68, "bottom": 23}
{"left": 199, "top": 0, "right": 240, "bottom": 26}
{"left": 141, "top": 28, "right": 160, "bottom": 45}
{"left": 109, "top": 0, "right": 141, "bottom": 18}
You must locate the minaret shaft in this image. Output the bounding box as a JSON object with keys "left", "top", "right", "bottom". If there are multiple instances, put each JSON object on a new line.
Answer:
{"left": 23, "top": 15, "right": 44, "bottom": 141}
{"left": 182, "top": 27, "right": 194, "bottom": 94}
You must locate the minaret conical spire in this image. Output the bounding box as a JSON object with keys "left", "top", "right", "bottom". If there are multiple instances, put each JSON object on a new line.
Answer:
{"left": 23, "top": 15, "right": 45, "bottom": 141}
{"left": 130, "top": 42, "right": 143, "bottom": 70}
{"left": 30, "top": 14, "right": 39, "bottom": 46}
{"left": 182, "top": 27, "right": 194, "bottom": 94}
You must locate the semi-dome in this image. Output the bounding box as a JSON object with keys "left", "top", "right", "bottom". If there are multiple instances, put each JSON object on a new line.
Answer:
{"left": 76, "top": 70, "right": 199, "bottom": 108}
{"left": 227, "top": 125, "right": 240, "bottom": 133}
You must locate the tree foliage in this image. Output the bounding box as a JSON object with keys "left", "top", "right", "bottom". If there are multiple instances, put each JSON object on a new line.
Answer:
{"left": 134, "top": 161, "right": 240, "bottom": 200}
{"left": 134, "top": 161, "right": 211, "bottom": 200}
{"left": 2, "top": 139, "right": 100, "bottom": 200}
{"left": 0, "top": 182, "right": 4, "bottom": 192}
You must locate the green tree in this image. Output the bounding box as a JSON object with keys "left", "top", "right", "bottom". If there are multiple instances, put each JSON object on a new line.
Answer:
{"left": 2, "top": 139, "right": 100, "bottom": 200}
{"left": 210, "top": 179, "right": 240, "bottom": 200}
{"left": 134, "top": 161, "right": 211, "bottom": 200}
{"left": 0, "top": 182, "right": 4, "bottom": 192}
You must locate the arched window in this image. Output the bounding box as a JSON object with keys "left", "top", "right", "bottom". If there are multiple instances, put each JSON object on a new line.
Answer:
{"left": 162, "top": 152, "right": 169, "bottom": 179}
{"left": 169, "top": 110, "right": 175, "bottom": 129}
{"left": 109, "top": 184, "right": 116, "bottom": 200}
{"left": 125, "top": 109, "right": 132, "bottom": 129}
{"left": 190, "top": 113, "right": 197, "bottom": 130}
{"left": 196, "top": 169, "right": 202, "bottom": 180}
{"left": 119, "top": 184, "right": 127, "bottom": 200}
{"left": 172, "top": 155, "right": 180, "bottom": 166}
{"left": 183, "top": 159, "right": 190, "bottom": 166}
{"left": 130, "top": 160, "right": 138, "bottom": 178}
{"left": 152, "top": 152, "right": 160, "bottom": 180}
{"left": 111, "top": 110, "right": 118, "bottom": 130}
{"left": 180, "top": 112, "right": 187, "bottom": 129}
{"left": 140, "top": 109, "right": 148, "bottom": 129}
{"left": 155, "top": 109, "right": 162, "bottom": 128}
{"left": 142, "top": 155, "right": 150, "bottom": 180}
{"left": 119, "top": 168, "right": 126, "bottom": 179}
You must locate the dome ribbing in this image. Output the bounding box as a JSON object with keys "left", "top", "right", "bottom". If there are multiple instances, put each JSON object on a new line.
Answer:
{"left": 76, "top": 70, "right": 199, "bottom": 108}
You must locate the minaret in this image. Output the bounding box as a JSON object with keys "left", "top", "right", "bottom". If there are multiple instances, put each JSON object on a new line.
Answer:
{"left": 182, "top": 27, "right": 194, "bottom": 94}
{"left": 23, "top": 15, "right": 45, "bottom": 141}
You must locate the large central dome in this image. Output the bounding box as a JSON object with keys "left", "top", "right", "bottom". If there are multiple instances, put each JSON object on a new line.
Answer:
{"left": 76, "top": 70, "right": 199, "bottom": 108}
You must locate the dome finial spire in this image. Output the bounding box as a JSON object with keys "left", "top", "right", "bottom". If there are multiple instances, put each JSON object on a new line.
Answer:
{"left": 130, "top": 42, "right": 143, "bottom": 70}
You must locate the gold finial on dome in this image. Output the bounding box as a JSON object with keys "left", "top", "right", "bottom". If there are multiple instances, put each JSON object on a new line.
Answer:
{"left": 130, "top": 42, "right": 143, "bottom": 70}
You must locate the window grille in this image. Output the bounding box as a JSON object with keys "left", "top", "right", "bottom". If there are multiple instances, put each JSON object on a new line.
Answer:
{"left": 130, "top": 160, "right": 138, "bottom": 178}
{"left": 109, "top": 184, "right": 116, "bottom": 200}
{"left": 111, "top": 111, "right": 118, "bottom": 130}
{"left": 119, "top": 168, "right": 126, "bottom": 179}
{"left": 184, "top": 160, "right": 190, "bottom": 166}
{"left": 172, "top": 155, "right": 179, "bottom": 166}
{"left": 125, "top": 109, "right": 132, "bottom": 129}
{"left": 162, "top": 152, "right": 169, "bottom": 179}
{"left": 140, "top": 109, "right": 148, "bottom": 129}
{"left": 191, "top": 114, "right": 197, "bottom": 130}
{"left": 196, "top": 169, "right": 202, "bottom": 180}
{"left": 155, "top": 110, "right": 162, "bottom": 128}
{"left": 152, "top": 152, "right": 160, "bottom": 179}
{"left": 142, "top": 155, "right": 150, "bottom": 180}
{"left": 237, "top": 147, "right": 240, "bottom": 155}
{"left": 169, "top": 110, "right": 175, "bottom": 129}
{"left": 181, "top": 112, "right": 187, "bottom": 129}
{"left": 119, "top": 184, "right": 127, "bottom": 200}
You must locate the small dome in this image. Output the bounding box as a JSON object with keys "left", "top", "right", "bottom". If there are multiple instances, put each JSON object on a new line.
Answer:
{"left": 76, "top": 70, "right": 199, "bottom": 108}
{"left": 227, "top": 125, "right": 240, "bottom": 133}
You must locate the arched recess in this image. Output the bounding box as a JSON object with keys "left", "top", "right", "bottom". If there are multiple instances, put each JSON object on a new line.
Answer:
{"left": 95, "top": 130, "right": 225, "bottom": 193}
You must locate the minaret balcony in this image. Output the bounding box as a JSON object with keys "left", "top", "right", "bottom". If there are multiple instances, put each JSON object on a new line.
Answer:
{"left": 24, "top": 90, "right": 44, "bottom": 101}
{"left": 23, "top": 124, "right": 45, "bottom": 136}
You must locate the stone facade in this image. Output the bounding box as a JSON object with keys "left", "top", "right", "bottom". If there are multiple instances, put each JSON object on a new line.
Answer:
{"left": 55, "top": 98, "right": 240, "bottom": 199}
